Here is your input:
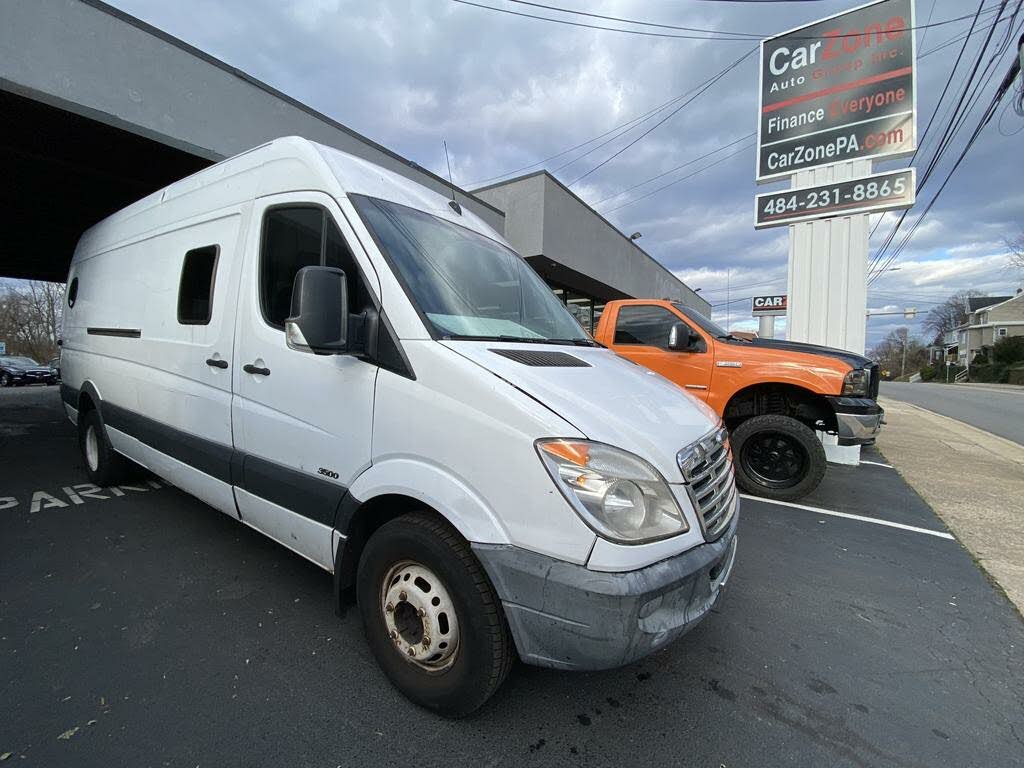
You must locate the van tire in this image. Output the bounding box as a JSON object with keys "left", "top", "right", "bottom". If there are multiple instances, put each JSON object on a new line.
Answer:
{"left": 730, "top": 414, "right": 826, "bottom": 502}
{"left": 79, "top": 409, "right": 131, "bottom": 487}
{"left": 356, "top": 512, "right": 514, "bottom": 718}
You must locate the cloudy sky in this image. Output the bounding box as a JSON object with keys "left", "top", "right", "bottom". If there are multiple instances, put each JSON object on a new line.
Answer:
{"left": 108, "top": 0, "right": 1023, "bottom": 345}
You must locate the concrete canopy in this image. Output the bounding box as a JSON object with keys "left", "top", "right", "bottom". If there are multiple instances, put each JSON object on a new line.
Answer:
{"left": 473, "top": 171, "right": 710, "bottom": 316}
{"left": 1, "top": 0, "right": 503, "bottom": 282}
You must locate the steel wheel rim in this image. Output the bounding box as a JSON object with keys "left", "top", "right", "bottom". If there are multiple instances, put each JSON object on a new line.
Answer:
{"left": 380, "top": 559, "right": 459, "bottom": 671}
{"left": 741, "top": 431, "right": 808, "bottom": 489}
{"left": 85, "top": 424, "right": 100, "bottom": 472}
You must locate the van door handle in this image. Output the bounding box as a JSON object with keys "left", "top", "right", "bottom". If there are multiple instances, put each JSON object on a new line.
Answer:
{"left": 243, "top": 363, "right": 271, "bottom": 376}
{"left": 206, "top": 358, "right": 229, "bottom": 369}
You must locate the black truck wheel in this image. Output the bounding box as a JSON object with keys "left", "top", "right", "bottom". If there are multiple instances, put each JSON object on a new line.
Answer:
{"left": 356, "top": 512, "right": 514, "bottom": 718}
{"left": 730, "top": 414, "right": 826, "bottom": 501}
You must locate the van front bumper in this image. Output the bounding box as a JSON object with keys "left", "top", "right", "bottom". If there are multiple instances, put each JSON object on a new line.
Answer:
{"left": 472, "top": 514, "right": 737, "bottom": 671}
{"left": 828, "top": 397, "right": 885, "bottom": 446}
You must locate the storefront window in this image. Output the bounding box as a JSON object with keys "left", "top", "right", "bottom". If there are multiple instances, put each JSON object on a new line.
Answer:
{"left": 566, "top": 292, "right": 593, "bottom": 332}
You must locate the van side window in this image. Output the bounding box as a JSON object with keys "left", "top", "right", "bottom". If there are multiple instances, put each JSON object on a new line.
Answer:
{"left": 260, "top": 207, "right": 366, "bottom": 328}
{"left": 614, "top": 305, "right": 683, "bottom": 347}
{"left": 177, "top": 245, "right": 219, "bottom": 325}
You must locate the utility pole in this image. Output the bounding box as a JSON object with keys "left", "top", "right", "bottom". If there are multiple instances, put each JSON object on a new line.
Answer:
{"left": 901, "top": 333, "right": 907, "bottom": 379}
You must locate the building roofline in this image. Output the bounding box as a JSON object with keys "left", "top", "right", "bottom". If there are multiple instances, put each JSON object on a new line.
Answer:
{"left": 974, "top": 292, "right": 1024, "bottom": 314}
{"left": 472, "top": 169, "right": 708, "bottom": 311}
{"left": 78, "top": 0, "right": 504, "bottom": 219}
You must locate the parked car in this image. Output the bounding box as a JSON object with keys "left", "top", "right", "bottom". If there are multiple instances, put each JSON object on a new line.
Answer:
{"left": 60, "top": 137, "right": 738, "bottom": 717}
{"left": 593, "top": 299, "right": 883, "bottom": 501}
{"left": 0, "top": 355, "right": 59, "bottom": 387}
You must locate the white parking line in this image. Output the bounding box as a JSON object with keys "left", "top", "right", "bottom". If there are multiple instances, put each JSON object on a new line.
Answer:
{"left": 859, "top": 460, "right": 894, "bottom": 468}
{"left": 739, "top": 494, "right": 956, "bottom": 540}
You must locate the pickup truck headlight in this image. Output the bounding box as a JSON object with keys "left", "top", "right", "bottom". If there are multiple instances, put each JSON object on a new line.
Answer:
{"left": 842, "top": 368, "right": 870, "bottom": 397}
{"left": 536, "top": 440, "right": 688, "bottom": 544}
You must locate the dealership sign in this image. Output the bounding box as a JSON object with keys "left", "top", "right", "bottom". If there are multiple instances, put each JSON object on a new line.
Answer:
{"left": 752, "top": 295, "right": 788, "bottom": 316}
{"left": 757, "top": 0, "right": 917, "bottom": 182}
{"left": 755, "top": 168, "right": 915, "bottom": 229}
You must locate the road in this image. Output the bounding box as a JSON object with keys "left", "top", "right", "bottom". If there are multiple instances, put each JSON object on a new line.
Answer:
{"left": 2, "top": 387, "right": 1023, "bottom": 767}
{"left": 880, "top": 381, "right": 1024, "bottom": 446}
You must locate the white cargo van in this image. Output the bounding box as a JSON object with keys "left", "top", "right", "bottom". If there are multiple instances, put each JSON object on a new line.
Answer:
{"left": 61, "top": 137, "right": 738, "bottom": 716}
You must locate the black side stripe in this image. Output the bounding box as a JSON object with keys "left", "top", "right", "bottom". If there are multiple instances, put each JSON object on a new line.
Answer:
{"left": 87, "top": 327, "right": 142, "bottom": 338}
{"left": 76, "top": 389, "right": 346, "bottom": 531}
{"left": 103, "top": 402, "right": 234, "bottom": 485}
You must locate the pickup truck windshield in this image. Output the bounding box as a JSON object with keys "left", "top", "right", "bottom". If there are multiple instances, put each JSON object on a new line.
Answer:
{"left": 673, "top": 304, "right": 737, "bottom": 340}
{"left": 353, "top": 195, "right": 592, "bottom": 344}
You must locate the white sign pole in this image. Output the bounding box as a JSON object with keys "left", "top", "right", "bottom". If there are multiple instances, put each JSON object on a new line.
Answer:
{"left": 786, "top": 158, "right": 872, "bottom": 465}
{"left": 758, "top": 316, "right": 776, "bottom": 339}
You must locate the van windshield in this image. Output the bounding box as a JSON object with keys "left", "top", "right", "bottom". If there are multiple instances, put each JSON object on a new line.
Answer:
{"left": 353, "top": 196, "right": 594, "bottom": 345}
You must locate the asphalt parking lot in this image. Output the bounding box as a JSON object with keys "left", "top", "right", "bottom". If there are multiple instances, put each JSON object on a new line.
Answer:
{"left": 2, "top": 386, "right": 1023, "bottom": 767}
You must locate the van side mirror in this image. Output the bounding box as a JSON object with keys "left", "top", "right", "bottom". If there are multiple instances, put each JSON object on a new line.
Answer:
{"left": 668, "top": 322, "right": 701, "bottom": 352}
{"left": 285, "top": 266, "right": 349, "bottom": 354}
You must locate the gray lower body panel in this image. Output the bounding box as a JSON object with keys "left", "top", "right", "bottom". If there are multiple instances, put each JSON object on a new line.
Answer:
{"left": 472, "top": 514, "right": 738, "bottom": 671}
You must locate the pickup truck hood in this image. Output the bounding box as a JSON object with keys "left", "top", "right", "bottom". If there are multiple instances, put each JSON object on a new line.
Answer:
{"left": 441, "top": 341, "right": 719, "bottom": 481}
{"left": 742, "top": 338, "right": 872, "bottom": 370}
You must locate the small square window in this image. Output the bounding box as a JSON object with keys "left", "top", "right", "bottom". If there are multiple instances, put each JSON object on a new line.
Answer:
{"left": 178, "top": 245, "right": 219, "bottom": 325}
{"left": 997, "top": 327, "right": 1008, "bottom": 337}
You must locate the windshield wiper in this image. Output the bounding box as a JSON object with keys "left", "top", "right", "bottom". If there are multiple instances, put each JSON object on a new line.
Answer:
{"left": 443, "top": 334, "right": 597, "bottom": 346}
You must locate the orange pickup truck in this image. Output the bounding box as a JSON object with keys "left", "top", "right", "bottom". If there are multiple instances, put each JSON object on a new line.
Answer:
{"left": 593, "top": 299, "right": 883, "bottom": 500}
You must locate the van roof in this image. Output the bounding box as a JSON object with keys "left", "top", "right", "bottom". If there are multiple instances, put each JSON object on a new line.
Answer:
{"left": 72, "top": 136, "right": 507, "bottom": 261}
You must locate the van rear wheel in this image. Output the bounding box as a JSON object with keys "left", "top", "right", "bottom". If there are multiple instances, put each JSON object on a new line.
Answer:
{"left": 78, "top": 409, "right": 132, "bottom": 487}
{"left": 356, "top": 512, "right": 513, "bottom": 718}
{"left": 730, "top": 414, "right": 826, "bottom": 502}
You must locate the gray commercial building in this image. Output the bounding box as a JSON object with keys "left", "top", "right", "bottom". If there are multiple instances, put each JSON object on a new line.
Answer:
{"left": 2, "top": 0, "right": 705, "bottom": 324}
{"left": 474, "top": 172, "right": 709, "bottom": 330}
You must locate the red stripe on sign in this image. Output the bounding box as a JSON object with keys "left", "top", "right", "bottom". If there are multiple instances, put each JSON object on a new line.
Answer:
{"left": 762, "top": 67, "right": 913, "bottom": 115}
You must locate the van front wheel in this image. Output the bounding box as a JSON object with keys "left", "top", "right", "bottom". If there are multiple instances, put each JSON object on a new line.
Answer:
{"left": 730, "top": 414, "right": 826, "bottom": 501}
{"left": 356, "top": 512, "right": 513, "bottom": 718}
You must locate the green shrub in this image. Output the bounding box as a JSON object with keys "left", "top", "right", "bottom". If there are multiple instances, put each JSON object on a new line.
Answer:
{"left": 993, "top": 336, "right": 1024, "bottom": 365}
{"left": 971, "top": 363, "right": 1009, "bottom": 383}
{"left": 920, "top": 365, "right": 936, "bottom": 381}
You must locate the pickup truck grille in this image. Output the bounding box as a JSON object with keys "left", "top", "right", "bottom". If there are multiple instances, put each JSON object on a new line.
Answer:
{"left": 868, "top": 363, "right": 880, "bottom": 399}
{"left": 678, "top": 428, "right": 737, "bottom": 541}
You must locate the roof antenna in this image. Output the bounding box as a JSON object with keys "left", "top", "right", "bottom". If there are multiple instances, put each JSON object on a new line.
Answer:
{"left": 443, "top": 140, "right": 462, "bottom": 215}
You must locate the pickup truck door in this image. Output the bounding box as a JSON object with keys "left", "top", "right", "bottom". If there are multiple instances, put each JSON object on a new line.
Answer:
{"left": 231, "top": 193, "right": 381, "bottom": 571}
{"left": 609, "top": 304, "right": 713, "bottom": 400}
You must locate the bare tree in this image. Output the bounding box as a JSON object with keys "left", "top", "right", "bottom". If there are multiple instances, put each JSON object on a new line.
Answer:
{"left": 869, "top": 327, "right": 928, "bottom": 379}
{"left": 0, "top": 280, "right": 64, "bottom": 361}
{"left": 920, "top": 289, "right": 982, "bottom": 345}
{"left": 1008, "top": 232, "right": 1024, "bottom": 274}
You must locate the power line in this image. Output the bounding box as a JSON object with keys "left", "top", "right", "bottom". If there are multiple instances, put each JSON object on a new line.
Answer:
{"left": 868, "top": 0, "right": 1012, "bottom": 275}
{"left": 452, "top": 1, "right": 1008, "bottom": 40}
{"left": 871, "top": 5, "right": 1023, "bottom": 281}
{"left": 568, "top": 48, "right": 757, "bottom": 186}
{"left": 603, "top": 141, "right": 754, "bottom": 212}
{"left": 592, "top": 132, "right": 755, "bottom": 206}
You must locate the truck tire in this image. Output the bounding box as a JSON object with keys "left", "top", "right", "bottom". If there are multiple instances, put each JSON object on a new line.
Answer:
{"left": 356, "top": 512, "right": 514, "bottom": 718}
{"left": 730, "top": 414, "right": 826, "bottom": 502}
{"left": 78, "top": 409, "right": 132, "bottom": 487}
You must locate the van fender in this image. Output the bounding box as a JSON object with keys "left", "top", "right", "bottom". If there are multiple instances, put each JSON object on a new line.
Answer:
{"left": 342, "top": 457, "right": 511, "bottom": 545}
{"left": 74, "top": 380, "right": 105, "bottom": 427}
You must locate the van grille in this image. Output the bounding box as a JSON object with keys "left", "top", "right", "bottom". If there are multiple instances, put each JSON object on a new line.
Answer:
{"left": 489, "top": 349, "right": 590, "bottom": 367}
{"left": 678, "top": 428, "right": 737, "bottom": 541}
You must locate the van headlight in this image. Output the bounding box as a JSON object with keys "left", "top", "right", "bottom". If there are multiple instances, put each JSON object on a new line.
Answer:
{"left": 842, "top": 368, "right": 870, "bottom": 396}
{"left": 536, "top": 440, "right": 688, "bottom": 544}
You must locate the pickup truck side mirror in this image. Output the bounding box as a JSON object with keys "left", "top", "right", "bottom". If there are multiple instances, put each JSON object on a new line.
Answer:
{"left": 667, "top": 322, "right": 701, "bottom": 352}
{"left": 285, "top": 266, "right": 349, "bottom": 355}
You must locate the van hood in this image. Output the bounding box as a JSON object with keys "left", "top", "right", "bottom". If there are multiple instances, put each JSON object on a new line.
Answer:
{"left": 441, "top": 341, "right": 719, "bottom": 481}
